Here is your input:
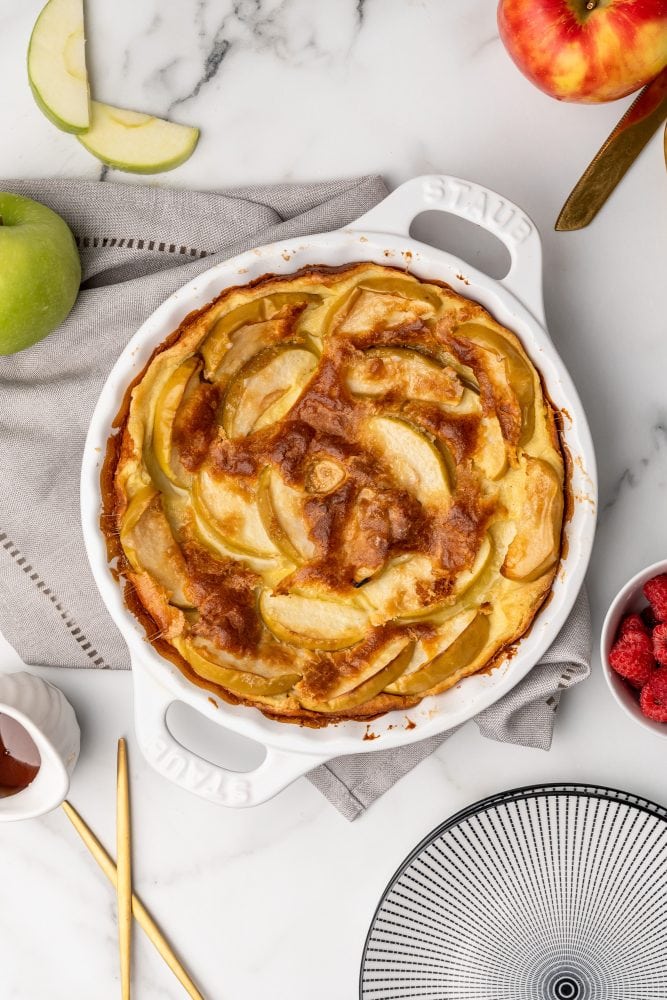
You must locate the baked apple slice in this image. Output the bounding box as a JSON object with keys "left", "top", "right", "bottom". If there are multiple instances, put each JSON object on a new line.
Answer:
{"left": 386, "top": 611, "right": 490, "bottom": 694}
{"left": 448, "top": 387, "right": 483, "bottom": 417}
{"left": 304, "top": 457, "right": 346, "bottom": 493}
{"left": 258, "top": 590, "right": 368, "bottom": 651}
{"left": 152, "top": 357, "right": 201, "bottom": 486}
{"left": 296, "top": 639, "right": 415, "bottom": 713}
{"left": 256, "top": 467, "right": 316, "bottom": 565}
{"left": 191, "top": 469, "right": 279, "bottom": 559}
{"left": 357, "top": 554, "right": 436, "bottom": 624}
{"left": 221, "top": 345, "right": 317, "bottom": 438}
{"left": 119, "top": 485, "right": 157, "bottom": 570}
{"left": 361, "top": 534, "right": 494, "bottom": 626}
{"left": 188, "top": 504, "right": 293, "bottom": 586}
{"left": 120, "top": 487, "right": 193, "bottom": 607}
{"left": 363, "top": 415, "right": 452, "bottom": 507}
{"left": 474, "top": 415, "right": 509, "bottom": 480}
{"left": 332, "top": 274, "right": 440, "bottom": 335}
{"left": 451, "top": 535, "right": 494, "bottom": 600}
{"left": 252, "top": 378, "right": 313, "bottom": 432}
{"left": 458, "top": 322, "right": 536, "bottom": 445}
{"left": 201, "top": 293, "right": 320, "bottom": 378}
{"left": 174, "top": 638, "right": 300, "bottom": 697}
{"left": 359, "top": 274, "right": 443, "bottom": 305}
{"left": 501, "top": 457, "right": 563, "bottom": 582}
{"left": 201, "top": 300, "right": 266, "bottom": 377}
{"left": 345, "top": 347, "right": 463, "bottom": 405}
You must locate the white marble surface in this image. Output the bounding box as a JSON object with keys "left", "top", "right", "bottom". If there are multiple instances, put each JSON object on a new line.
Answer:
{"left": 1, "top": 0, "right": 667, "bottom": 997}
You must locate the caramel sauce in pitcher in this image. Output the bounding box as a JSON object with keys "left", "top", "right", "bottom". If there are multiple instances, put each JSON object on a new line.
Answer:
{"left": 0, "top": 713, "right": 41, "bottom": 797}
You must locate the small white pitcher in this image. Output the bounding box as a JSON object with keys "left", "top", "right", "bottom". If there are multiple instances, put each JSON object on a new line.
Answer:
{"left": 0, "top": 670, "right": 80, "bottom": 821}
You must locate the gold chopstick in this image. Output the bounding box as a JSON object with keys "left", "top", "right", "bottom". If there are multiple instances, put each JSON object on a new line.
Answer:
{"left": 61, "top": 801, "right": 205, "bottom": 1000}
{"left": 117, "top": 738, "right": 133, "bottom": 1000}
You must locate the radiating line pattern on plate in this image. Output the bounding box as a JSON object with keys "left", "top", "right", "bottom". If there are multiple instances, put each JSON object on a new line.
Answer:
{"left": 360, "top": 786, "right": 667, "bottom": 999}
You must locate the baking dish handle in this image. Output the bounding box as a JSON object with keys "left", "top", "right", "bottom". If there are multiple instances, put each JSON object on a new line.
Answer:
{"left": 132, "top": 664, "right": 328, "bottom": 807}
{"left": 348, "top": 174, "right": 545, "bottom": 326}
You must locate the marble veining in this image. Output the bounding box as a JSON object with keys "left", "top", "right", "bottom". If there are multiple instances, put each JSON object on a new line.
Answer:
{"left": 602, "top": 421, "right": 667, "bottom": 517}
{"left": 1, "top": 0, "right": 667, "bottom": 996}
{"left": 167, "top": 26, "right": 230, "bottom": 113}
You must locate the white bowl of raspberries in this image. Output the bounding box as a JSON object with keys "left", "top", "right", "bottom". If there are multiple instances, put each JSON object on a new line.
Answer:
{"left": 601, "top": 560, "right": 667, "bottom": 737}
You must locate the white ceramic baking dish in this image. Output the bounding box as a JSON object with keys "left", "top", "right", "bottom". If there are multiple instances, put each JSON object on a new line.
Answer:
{"left": 81, "top": 175, "right": 597, "bottom": 807}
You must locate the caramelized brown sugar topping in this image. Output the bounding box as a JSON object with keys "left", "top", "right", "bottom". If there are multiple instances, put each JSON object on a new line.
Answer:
{"left": 103, "top": 263, "right": 566, "bottom": 726}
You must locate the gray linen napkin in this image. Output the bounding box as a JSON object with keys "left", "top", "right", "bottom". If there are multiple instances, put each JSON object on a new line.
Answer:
{"left": 0, "top": 177, "right": 591, "bottom": 820}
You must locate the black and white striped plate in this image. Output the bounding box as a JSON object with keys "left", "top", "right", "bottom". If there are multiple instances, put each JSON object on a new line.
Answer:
{"left": 360, "top": 784, "right": 667, "bottom": 999}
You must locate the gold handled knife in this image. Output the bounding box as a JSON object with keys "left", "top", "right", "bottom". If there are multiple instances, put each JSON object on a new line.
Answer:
{"left": 556, "top": 67, "right": 667, "bottom": 231}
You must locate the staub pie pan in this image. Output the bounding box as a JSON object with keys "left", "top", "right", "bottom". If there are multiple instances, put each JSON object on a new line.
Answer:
{"left": 81, "top": 176, "right": 597, "bottom": 807}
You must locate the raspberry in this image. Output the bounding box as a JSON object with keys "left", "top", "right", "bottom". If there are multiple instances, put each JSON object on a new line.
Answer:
{"left": 643, "top": 574, "right": 667, "bottom": 623}
{"left": 608, "top": 632, "right": 655, "bottom": 688}
{"left": 640, "top": 669, "right": 667, "bottom": 723}
{"left": 618, "top": 613, "right": 647, "bottom": 640}
{"left": 641, "top": 604, "right": 659, "bottom": 631}
{"left": 653, "top": 623, "right": 667, "bottom": 668}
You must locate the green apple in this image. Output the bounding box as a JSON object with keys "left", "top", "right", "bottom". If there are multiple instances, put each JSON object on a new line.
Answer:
{"left": 0, "top": 193, "right": 81, "bottom": 355}
{"left": 28, "top": 0, "right": 90, "bottom": 134}
{"left": 78, "top": 101, "right": 200, "bottom": 174}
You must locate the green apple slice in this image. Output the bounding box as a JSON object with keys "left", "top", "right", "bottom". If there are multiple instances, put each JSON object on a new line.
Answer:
{"left": 28, "top": 0, "right": 90, "bottom": 134}
{"left": 363, "top": 415, "right": 451, "bottom": 507}
{"left": 256, "top": 467, "right": 316, "bottom": 565}
{"left": 152, "top": 357, "right": 201, "bottom": 486}
{"left": 192, "top": 469, "right": 279, "bottom": 559}
{"left": 221, "top": 346, "right": 317, "bottom": 439}
{"left": 501, "top": 457, "right": 563, "bottom": 582}
{"left": 296, "top": 639, "right": 415, "bottom": 713}
{"left": 386, "top": 611, "right": 490, "bottom": 695}
{"left": 259, "top": 590, "right": 368, "bottom": 651}
{"left": 345, "top": 347, "right": 463, "bottom": 405}
{"left": 77, "top": 101, "right": 199, "bottom": 174}
{"left": 174, "top": 638, "right": 299, "bottom": 698}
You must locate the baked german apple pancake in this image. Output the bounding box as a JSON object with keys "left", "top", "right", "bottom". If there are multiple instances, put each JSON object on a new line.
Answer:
{"left": 102, "top": 262, "right": 566, "bottom": 727}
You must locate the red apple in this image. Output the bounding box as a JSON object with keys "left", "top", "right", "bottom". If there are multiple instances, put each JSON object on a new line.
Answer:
{"left": 498, "top": 0, "right": 667, "bottom": 103}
